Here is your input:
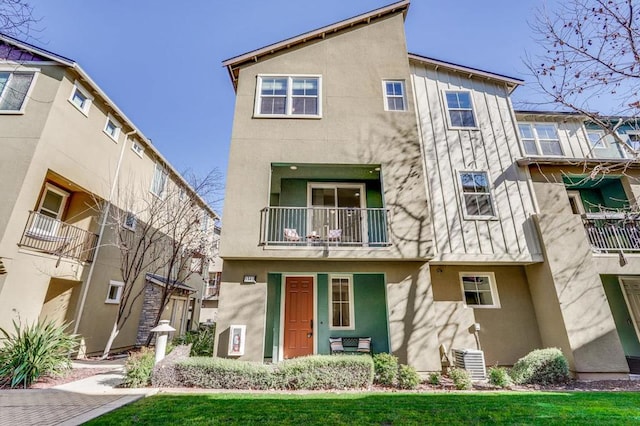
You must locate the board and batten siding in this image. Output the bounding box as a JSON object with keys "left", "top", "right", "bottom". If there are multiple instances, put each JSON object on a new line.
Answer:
{"left": 411, "top": 62, "right": 540, "bottom": 262}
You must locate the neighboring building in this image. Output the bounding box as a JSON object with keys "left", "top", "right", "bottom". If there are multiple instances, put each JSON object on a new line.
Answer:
{"left": 0, "top": 34, "right": 218, "bottom": 355}
{"left": 216, "top": 0, "right": 640, "bottom": 380}
{"left": 201, "top": 225, "right": 222, "bottom": 324}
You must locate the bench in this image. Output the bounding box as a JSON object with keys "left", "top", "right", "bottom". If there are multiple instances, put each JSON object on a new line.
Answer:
{"left": 329, "top": 337, "right": 372, "bottom": 354}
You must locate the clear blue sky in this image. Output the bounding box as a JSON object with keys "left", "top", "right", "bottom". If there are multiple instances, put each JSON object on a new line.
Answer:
{"left": 25, "top": 0, "right": 547, "bottom": 189}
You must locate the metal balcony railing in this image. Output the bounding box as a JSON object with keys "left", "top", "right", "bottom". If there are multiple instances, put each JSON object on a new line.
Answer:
{"left": 259, "top": 206, "right": 390, "bottom": 247}
{"left": 19, "top": 211, "right": 99, "bottom": 262}
{"left": 583, "top": 213, "right": 640, "bottom": 253}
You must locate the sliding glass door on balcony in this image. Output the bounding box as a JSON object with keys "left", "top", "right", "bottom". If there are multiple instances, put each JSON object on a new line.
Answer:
{"left": 308, "top": 184, "right": 365, "bottom": 244}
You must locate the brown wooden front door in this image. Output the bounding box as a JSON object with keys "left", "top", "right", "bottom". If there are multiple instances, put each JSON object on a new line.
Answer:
{"left": 283, "top": 276, "right": 314, "bottom": 358}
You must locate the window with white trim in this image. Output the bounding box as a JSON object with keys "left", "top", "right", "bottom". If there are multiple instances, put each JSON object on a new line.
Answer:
{"left": 106, "top": 280, "right": 124, "bottom": 304}
{"left": 131, "top": 141, "right": 144, "bottom": 157}
{"left": 586, "top": 130, "right": 607, "bottom": 150}
{"left": 626, "top": 131, "right": 640, "bottom": 151}
{"left": 383, "top": 80, "right": 406, "bottom": 111}
{"left": 69, "top": 82, "right": 93, "bottom": 115}
{"left": 255, "top": 75, "right": 321, "bottom": 117}
{"left": 518, "top": 123, "right": 563, "bottom": 156}
{"left": 444, "top": 91, "right": 476, "bottom": 128}
{"left": 104, "top": 116, "right": 121, "bottom": 142}
{"left": 123, "top": 212, "right": 136, "bottom": 231}
{"left": 150, "top": 163, "right": 167, "bottom": 198}
{"left": 460, "top": 273, "right": 500, "bottom": 308}
{"left": 458, "top": 171, "right": 495, "bottom": 218}
{"left": 330, "top": 276, "right": 354, "bottom": 329}
{"left": 0, "top": 71, "right": 35, "bottom": 112}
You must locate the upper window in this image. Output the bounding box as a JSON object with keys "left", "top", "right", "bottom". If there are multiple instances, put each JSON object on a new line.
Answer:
{"left": 123, "top": 212, "right": 136, "bottom": 231}
{"left": 460, "top": 273, "right": 500, "bottom": 308}
{"left": 255, "top": 75, "right": 321, "bottom": 117}
{"left": 131, "top": 141, "right": 144, "bottom": 158}
{"left": 625, "top": 131, "right": 640, "bottom": 151}
{"left": 458, "top": 171, "right": 495, "bottom": 219}
{"left": 383, "top": 80, "right": 406, "bottom": 111}
{"left": 69, "top": 82, "right": 93, "bottom": 116}
{"left": 104, "top": 116, "right": 121, "bottom": 142}
{"left": 0, "top": 71, "right": 34, "bottom": 112}
{"left": 329, "top": 275, "right": 354, "bottom": 330}
{"left": 586, "top": 130, "right": 607, "bottom": 151}
{"left": 151, "top": 163, "right": 168, "bottom": 198}
{"left": 105, "top": 280, "right": 124, "bottom": 304}
{"left": 445, "top": 91, "right": 476, "bottom": 128}
{"left": 518, "top": 123, "right": 563, "bottom": 156}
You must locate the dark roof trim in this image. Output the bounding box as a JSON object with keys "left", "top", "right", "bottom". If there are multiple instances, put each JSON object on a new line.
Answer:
{"left": 145, "top": 273, "right": 195, "bottom": 293}
{"left": 0, "top": 32, "right": 75, "bottom": 65}
{"left": 408, "top": 53, "right": 523, "bottom": 90}
{"left": 222, "top": 0, "right": 410, "bottom": 89}
{"left": 515, "top": 110, "right": 586, "bottom": 118}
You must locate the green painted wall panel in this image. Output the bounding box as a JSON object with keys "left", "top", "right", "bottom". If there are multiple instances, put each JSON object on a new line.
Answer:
{"left": 264, "top": 274, "right": 282, "bottom": 359}
{"left": 602, "top": 275, "right": 640, "bottom": 357}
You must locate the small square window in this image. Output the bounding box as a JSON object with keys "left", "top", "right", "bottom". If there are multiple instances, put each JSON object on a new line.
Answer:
{"left": 69, "top": 82, "right": 93, "bottom": 115}
{"left": 131, "top": 141, "right": 144, "bottom": 157}
{"left": 458, "top": 171, "right": 496, "bottom": 219}
{"left": 383, "top": 80, "right": 406, "bottom": 111}
{"left": 106, "top": 280, "right": 124, "bottom": 304}
{"left": 445, "top": 91, "right": 476, "bottom": 128}
{"left": 123, "top": 212, "right": 136, "bottom": 231}
{"left": 104, "top": 116, "right": 121, "bottom": 142}
{"left": 460, "top": 273, "right": 500, "bottom": 308}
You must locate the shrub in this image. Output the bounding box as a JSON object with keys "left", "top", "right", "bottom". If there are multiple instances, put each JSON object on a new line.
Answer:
{"left": 449, "top": 367, "right": 472, "bottom": 390}
{"left": 372, "top": 353, "right": 398, "bottom": 386}
{"left": 510, "top": 348, "right": 569, "bottom": 385}
{"left": 427, "top": 372, "right": 441, "bottom": 386}
{"left": 151, "top": 344, "right": 191, "bottom": 387}
{"left": 0, "top": 319, "right": 78, "bottom": 388}
{"left": 397, "top": 364, "right": 421, "bottom": 390}
{"left": 278, "top": 355, "right": 374, "bottom": 390}
{"left": 172, "top": 324, "right": 215, "bottom": 356}
{"left": 176, "top": 357, "right": 279, "bottom": 390}
{"left": 122, "top": 347, "right": 155, "bottom": 388}
{"left": 488, "top": 366, "right": 512, "bottom": 388}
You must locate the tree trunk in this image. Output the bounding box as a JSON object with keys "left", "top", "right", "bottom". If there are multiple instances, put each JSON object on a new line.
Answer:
{"left": 102, "top": 321, "right": 120, "bottom": 359}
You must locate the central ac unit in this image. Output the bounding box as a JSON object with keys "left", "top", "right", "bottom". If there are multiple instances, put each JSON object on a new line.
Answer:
{"left": 452, "top": 348, "right": 486, "bottom": 380}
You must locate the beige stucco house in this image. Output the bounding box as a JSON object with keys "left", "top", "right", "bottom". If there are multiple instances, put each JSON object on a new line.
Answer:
{"left": 215, "top": 0, "right": 640, "bottom": 380}
{"left": 0, "top": 34, "right": 217, "bottom": 355}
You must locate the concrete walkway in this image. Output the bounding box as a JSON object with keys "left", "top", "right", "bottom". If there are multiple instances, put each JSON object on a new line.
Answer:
{"left": 0, "top": 359, "right": 156, "bottom": 426}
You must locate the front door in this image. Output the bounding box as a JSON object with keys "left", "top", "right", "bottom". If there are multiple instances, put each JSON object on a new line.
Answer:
{"left": 283, "top": 276, "right": 314, "bottom": 358}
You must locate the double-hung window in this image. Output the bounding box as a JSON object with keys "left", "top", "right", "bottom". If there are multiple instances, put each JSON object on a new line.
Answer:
{"left": 0, "top": 71, "right": 35, "bottom": 112}
{"left": 518, "top": 123, "right": 563, "bottom": 156}
{"left": 255, "top": 75, "right": 321, "bottom": 117}
{"left": 383, "top": 80, "right": 406, "bottom": 111}
{"left": 151, "top": 163, "right": 168, "bottom": 198}
{"left": 444, "top": 91, "right": 476, "bottom": 128}
{"left": 460, "top": 273, "right": 500, "bottom": 308}
{"left": 330, "top": 275, "right": 354, "bottom": 330}
{"left": 458, "top": 171, "right": 495, "bottom": 219}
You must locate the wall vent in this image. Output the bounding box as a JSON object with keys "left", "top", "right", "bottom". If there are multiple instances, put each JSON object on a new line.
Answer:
{"left": 452, "top": 348, "right": 486, "bottom": 380}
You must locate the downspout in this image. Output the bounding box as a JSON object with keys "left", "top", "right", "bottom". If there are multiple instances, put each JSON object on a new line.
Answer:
{"left": 73, "top": 130, "right": 137, "bottom": 336}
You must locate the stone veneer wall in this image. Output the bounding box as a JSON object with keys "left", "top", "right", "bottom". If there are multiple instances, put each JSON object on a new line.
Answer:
{"left": 136, "top": 282, "right": 163, "bottom": 346}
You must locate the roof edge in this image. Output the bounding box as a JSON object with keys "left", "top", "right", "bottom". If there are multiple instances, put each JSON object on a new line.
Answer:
{"left": 223, "top": 0, "right": 410, "bottom": 87}
{"left": 408, "top": 53, "right": 523, "bottom": 89}
{"left": 0, "top": 32, "right": 75, "bottom": 66}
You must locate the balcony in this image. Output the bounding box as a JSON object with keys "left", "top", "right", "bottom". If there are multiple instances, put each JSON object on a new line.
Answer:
{"left": 19, "top": 211, "right": 99, "bottom": 262}
{"left": 259, "top": 206, "right": 389, "bottom": 247}
{"left": 583, "top": 213, "right": 640, "bottom": 253}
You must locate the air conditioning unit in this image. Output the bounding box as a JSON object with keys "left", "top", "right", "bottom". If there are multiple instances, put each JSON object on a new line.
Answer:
{"left": 452, "top": 348, "right": 486, "bottom": 380}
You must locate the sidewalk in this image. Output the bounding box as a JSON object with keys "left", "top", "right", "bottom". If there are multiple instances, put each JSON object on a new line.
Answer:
{"left": 0, "top": 359, "right": 157, "bottom": 426}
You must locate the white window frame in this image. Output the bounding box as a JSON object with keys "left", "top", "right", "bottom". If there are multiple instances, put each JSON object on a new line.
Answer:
{"left": 460, "top": 272, "right": 500, "bottom": 309}
{"left": 103, "top": 114, "right": 121, "bottom": 143}
{"left": 625, "top": 131, "right": 640, "bottom": 152}
{"left": 382, "top": 80, "right": 407, "bottom": 111}
{"left": 105, "top": 280, "right": 124, "bottom": 304}
{"left": 443, "top": 90, "right": 478, "bottom": 129}
{"left": 68, "top": 81, "right": 93, "bottom": 116}
{"left": 586, "top": 129, "right": 608, "bottom": 151}
{"left": 38, "top": 183, "right": 70, "bottom": 220}
{"left": 457, "top": 170, "right": 497, "bottom": 220}
{"left": 131, "top": 140, "right": 144, "bottom": 158}
{"left": 150, "top": 162, "right": 168, "bottom": 198}
{"left": 123, "top": 211, "right": 137, "bottom": 231}
{"left": 254, "top": 74, "right": 322, "bottom": 118}
{"left": 0, "top": 67, "right": 38, "bottom": 114}
{"left": 328, "top": 274, "right": 355, "bottom": 330}
{"left": 518, "top": 122, "right": 564, "bottom": 156}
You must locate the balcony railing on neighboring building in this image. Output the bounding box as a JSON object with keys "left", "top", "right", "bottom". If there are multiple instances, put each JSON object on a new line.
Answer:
{"left": 259, "top": 206, "right": 390, "bottom": 247}
{"left": 19, "top": 211, "right": 99, "bottom": 262}
{"left": 583, "top": 212, "right": 640, "bottom": 253}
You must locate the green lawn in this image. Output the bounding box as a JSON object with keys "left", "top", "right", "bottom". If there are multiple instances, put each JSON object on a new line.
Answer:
{"left": 87, "top": 391, "right": 640, "bottom": 425}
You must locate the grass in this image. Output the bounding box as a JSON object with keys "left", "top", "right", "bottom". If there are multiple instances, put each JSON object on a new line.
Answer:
{"left": 87, "top": 391, "right": 640, "bottom": 425}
